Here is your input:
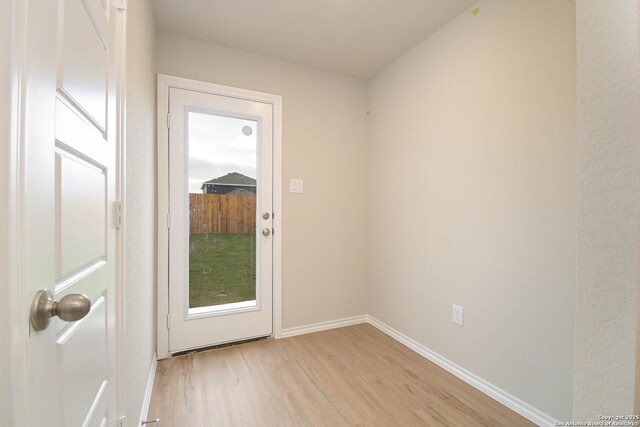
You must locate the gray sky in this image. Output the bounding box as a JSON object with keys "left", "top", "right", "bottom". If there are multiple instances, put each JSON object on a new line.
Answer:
{"left": 188, "top": 112, "right": 257, "bottom": 193}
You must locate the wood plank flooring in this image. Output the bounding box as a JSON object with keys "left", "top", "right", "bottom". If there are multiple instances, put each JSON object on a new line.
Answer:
{"left": 148, "top": 324, "right": 534, "bottom": 426}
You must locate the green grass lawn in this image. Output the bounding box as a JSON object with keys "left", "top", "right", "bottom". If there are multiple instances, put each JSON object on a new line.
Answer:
{"left": 189, "top": 233, "right": 256, "bottom": 308}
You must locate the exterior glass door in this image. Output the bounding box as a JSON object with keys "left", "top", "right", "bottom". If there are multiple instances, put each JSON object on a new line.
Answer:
{"left": 168, "top": 87, "right": 273, "bottom": 352}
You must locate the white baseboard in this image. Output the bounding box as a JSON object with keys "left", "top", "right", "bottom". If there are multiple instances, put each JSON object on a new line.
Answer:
{"left": 366, "top": 315, "right": 557, "bottom": 427}
{"left": 138, "top": 354, "right": 158, "bottom": 427}
{"left": 280, "top": 315, "right": 368, "bottom": 338}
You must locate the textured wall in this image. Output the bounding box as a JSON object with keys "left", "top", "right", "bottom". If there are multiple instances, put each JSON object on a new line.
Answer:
{"left": 155, "top": 32, "right": 370, "bottom": 329}
{"left": 125, "top": 0, "right": 157, "bottom": 423}
{"left": 367, "top": 0, "right": 577, "bottom": 419}
{"left": 574, "top": 0, "right": 639, "bottom": 419}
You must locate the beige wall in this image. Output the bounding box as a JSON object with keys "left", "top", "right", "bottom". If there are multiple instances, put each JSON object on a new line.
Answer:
{"left": 133, "top": 0, "right": 640, "bottom": 421}
{"left": 368, "top": 0, "right": 576, "bottom": 420}
{"left": 155, "top": 32, "right": 370, "bottom": 329}
{"left": 575, "top": 0, "right": 639, "bottom": 419}
{"left": 126, "top": 0, "right": 157, "bottom": 423}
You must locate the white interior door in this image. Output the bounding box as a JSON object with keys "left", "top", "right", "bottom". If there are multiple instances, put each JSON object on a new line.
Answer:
{"left": 17, "top": 0, "right": 121, "bottom": 425}
{"left": 167, "top": 87, "right": 273, "bottom": 352}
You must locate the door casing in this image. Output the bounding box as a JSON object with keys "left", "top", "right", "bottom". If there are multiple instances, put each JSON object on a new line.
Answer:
{"left": 156, "top": 74, "right": 283, "bottom": 359}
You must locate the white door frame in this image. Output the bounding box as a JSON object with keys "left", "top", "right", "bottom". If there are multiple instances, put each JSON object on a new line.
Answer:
{"left": 3, "top": 0, "right": 128, "bottom": 423}
{"left": 156, "top": 74, "right": 283, "bottom": 360}
{"left": 2, "top": 2, "right": 26, "bottom": 425}
{"left": 114, "top": 1, "right": 128, "bottom": 423}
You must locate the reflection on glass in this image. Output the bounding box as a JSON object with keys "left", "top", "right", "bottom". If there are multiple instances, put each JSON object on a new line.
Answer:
{"left": 187, "top": 112, "right": 257, "bottom": 310}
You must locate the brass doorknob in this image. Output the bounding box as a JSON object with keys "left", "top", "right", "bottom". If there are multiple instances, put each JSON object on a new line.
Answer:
{"left": 30, "top": 289, "right": 91, "bottom": 332}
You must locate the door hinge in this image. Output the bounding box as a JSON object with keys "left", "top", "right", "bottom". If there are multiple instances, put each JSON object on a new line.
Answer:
{"left": 115, "top": 201, "right": 123, "bottom": 229}
{"left": 166, "top": 313, "right": 170, "bottom": 329}
{"left": 117, "top": 0, "right": 127, "bottom": 11}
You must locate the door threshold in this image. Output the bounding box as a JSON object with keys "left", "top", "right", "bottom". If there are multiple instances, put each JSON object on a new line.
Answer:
{"left": 170, "top": 335, "right": 271, "bottom": 357}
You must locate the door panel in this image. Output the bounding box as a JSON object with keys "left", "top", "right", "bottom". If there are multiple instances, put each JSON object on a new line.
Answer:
{"left": 168, "top": 87, "right": 273, "bottom": 352}
{"left": 57, "top": 297, "right": 107, "bottom": 427}
{"left": 52, "top": 0, "right": 116, "bottom": 424}
{"left": 21, "top": 0, "right": 120, "bottom": 425}
{"left": 57, "top": 153, "right": 106, "bottom": 277}
{"left": 58, "top": 0, "right": 109, "bottom": 130}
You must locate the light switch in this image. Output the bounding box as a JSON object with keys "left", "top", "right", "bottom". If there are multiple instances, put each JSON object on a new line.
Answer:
{"left": 289, "top": 179, "right": 303, "bottom": 194}
{"left": 452, "top": 305, "right": 464, "bottom": 327}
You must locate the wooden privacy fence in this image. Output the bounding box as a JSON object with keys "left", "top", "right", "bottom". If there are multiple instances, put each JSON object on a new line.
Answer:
{"left": 190, "top": 193, "right": 256, "bottom": 235}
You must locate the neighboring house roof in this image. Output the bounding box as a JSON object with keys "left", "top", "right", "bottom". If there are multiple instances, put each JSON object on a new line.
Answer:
{"left": 201, "top": 172, "right": 256, "bottom": 189}
{"left": 226, "top": 188, "right": 256, "bottom": 197}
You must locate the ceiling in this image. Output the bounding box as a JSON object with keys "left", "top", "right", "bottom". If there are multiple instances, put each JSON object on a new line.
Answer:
{"left": 152, "top": 0, "right": 477, "bottom": 80}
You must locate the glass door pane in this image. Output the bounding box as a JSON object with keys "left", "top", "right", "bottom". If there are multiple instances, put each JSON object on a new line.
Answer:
{"left": 187, "top": 111, "right": 258, "bottom": 312}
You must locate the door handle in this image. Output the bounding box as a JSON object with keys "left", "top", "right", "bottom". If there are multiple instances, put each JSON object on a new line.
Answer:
{"left": 30, "top": 289, "right": 91, "bottom": 332}
{"left": 262, "top": 228, "right": 271, "bottom": 237}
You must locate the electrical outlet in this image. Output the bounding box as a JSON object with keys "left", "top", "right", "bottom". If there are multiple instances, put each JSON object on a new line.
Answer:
{"left": 452, "top": 305, "right": 464, "bottom": 326}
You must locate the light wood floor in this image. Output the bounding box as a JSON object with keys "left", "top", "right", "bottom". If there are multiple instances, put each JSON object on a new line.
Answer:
{"left": 148, "top": 324, "right": 534, "bottom": 426}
